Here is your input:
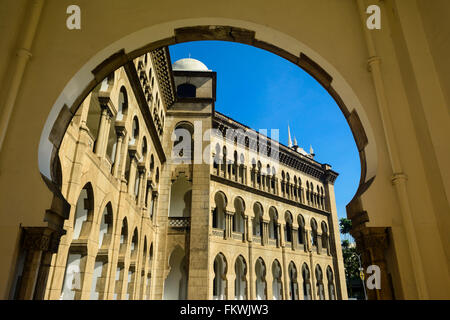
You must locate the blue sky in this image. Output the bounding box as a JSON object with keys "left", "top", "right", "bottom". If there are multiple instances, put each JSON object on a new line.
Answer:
{"left": 169, "top": 41, "right": 360, "bottom": 223}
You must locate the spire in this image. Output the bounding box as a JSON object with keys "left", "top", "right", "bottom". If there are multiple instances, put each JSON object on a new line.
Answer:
{"left": 288, "top": 124, "right": 292, "bottom": 148}
{"left": 310, "top": 145, "right": 315, "bottom": 155}
{"left": 294, "top": 136, "right": 298, "bottom": 146}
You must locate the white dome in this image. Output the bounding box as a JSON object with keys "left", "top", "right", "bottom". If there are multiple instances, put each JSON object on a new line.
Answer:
{"left": 172, "top": 58, "right": 209, "bottom": 71}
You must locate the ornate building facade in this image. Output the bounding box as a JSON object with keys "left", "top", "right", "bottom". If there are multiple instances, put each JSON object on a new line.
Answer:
{"left": 12, "top": 47, "right": 346, "bottom": 300}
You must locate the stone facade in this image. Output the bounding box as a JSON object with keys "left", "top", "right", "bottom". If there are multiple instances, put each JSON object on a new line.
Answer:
{"left": 14, "top": 48, "right": 346, "bottom": 300}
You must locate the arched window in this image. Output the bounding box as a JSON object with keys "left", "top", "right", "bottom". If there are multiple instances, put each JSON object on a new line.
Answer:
{"left": 288, "top": 262, "right": 299, "bottom": 300}
{"left": 255, "top": 258, "right": 267, "bottom": 300}
{"left": 72, "top": 183, "right": 94, "bottom": 240}
{"left": 117, "top": 86, "right": 128, "bottom": 121}
{"left": 130, "top": 228, "right": 139, "bottom": 261}
{"left": 172, "top": 122, "right": 194, "bottom": 163}
{"left": 233, "top": 197, "right": 245, "bottom": 233}
{"left": 321, "top": 221, "right": 329, "bottom": 253}
{"left": 213, "top": 192, "right": 227, "bottom": 230}
{"left": 315, "top": 265, "right": 325, "bottom": 300}
{"left": 61, "top": 183, "right": 94, "bottom": 300}
{"left": 310, "top": 218, "right": 318, "bottom": 247}
{"left": 141, "top": 137, "right": 148, "bottom": 160}
{"left": 177, "top": 83, "right": 196, "bottom": 98}
{"left": 155, "top": 167, "right": 159, "bottom": 184}
{"left": 234, "top": 256, "right": 247, "bottom": 300}
{"left": 327, "top": 266, "right": 336, "bottom": 300}
{"left": 213, "top": 253, "right": 227, "bottom": 300}
{"left": 297, "top": 214, "right": 306, "bottom": 247}
{"left": 130, "top": 116, "right": 139, "bottom": 145}
{"left": 169, "top": 173, "right": 192, "bottom": 218}
{"left": 253, "top": 202, "right": 263, "bottom": 237}
{"left": 163, "top": 246, "right": 187, "bottom": 300}
{"left": 268, "top": 207, "right": 278, "bottom": 240}
{"left": 272, "top": 260, "right": 283, "bottom": 300}
{"left": 284, "top": 211, "right": 293, "bottom": 243}
{"left": 302, "top": 263, "right": 312, "bottom": 300}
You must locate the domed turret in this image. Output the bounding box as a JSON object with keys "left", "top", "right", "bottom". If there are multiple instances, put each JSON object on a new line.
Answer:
{"left": 172, "top": 58, "right": 209, "bottom": 71}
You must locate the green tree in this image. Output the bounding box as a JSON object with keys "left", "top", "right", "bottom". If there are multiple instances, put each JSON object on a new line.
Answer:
{"left": 339, "top": 218, "right": 360, "bottom": 298}
{"left": 339, "top": 218, "right": 352, "bottom": 241}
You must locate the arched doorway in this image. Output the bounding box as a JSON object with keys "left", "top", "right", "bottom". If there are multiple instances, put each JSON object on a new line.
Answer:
{"left": 163, "top": 246, "right": 188, "bottom": 300}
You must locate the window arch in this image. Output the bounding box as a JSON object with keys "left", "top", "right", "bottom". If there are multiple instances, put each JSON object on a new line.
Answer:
{"left": 213, "top": 192, "right": 227, "bottom": 230}
{"left": 272, "top": 259, "right": 283, "bottom": 300}
{"left": 255, "top": 258, "right": 267, "bottom": 300}
{"left": 213, "top": 253, "right": 227, "bottom": 300}
{"left": 117, "top": 86, "right": 128, "bottom": 121}
{"left": 302, "top": 263, "right": 312, "bottom": 300}
{"left": 284, "top": 211, "right": 293, "bottom": 243}
{"left": 310, "top": 218, "right": 318, "bottom": 247}
{"left": 155, "top": 167, "right": 159, "bottom": 184}
{"left": 97, "top": 202, "right": 113, "bottom": 249}
{"left": 327, "top": 266, "right": 336, "bottom": 300}
{"left": 172, "top": 122, "right": 194, "bottom": 163}
{"left": 321, "top": 221, "right": 329, "bottom": 253}
{"left": 297, "top": 214, "right": 306, "bottom": 248}
{"left": 315, "top": 265, "right": 325, "bottom": 300}
{"left": 268, "top": 207, "right": 278, "bottom": 240}
{"left": 72, "top": 183, "right": 95, "bottom": 240}
{"left": 130, "top": 116, "right": 139, "bottom": 145}
{"left": 288, "top": 262, "right": 299, "bottom": 300}
{"left": 234, "top": 255, "right": 247, "bottom": 300}
{"left": 119, "top": 217, "right": 129, "bottom": 255}
{"left": 141, "top": 136, "right": 148, "bottom": 159}
{"left": 233, "top": 197, "right": 245, "bottom": 233}
{"left": 253, "top": 202, "right": 263, "bottom": 237}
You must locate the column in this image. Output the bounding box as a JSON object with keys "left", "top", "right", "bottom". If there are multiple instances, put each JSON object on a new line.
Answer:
{"left": 127, "top": 150, "right": 137, "bottom": 195}
{"left": 137, "top": 164, "right": 146, "bottom": 206}
{"left": 352, "top": 226, "right": 394, "bottom": 300}
{"left": 94, "top": 107, "right": 111, "bottom": 157}
{"left": 292, "top": 227, "right": 298, "bottom": 251}
{"left": 261, "top": 221, "right": 269, "bottom": 246}
{"left": 112, "top": 126, "right": 126, "bottom": 177}
{"left": 16, "top": 227, "right": 62, "bottom": 300}
{"left": 225, "top": 211, "right": 233, "bottom": 240}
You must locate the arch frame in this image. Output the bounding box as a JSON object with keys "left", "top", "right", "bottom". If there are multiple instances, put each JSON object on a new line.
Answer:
{"left": 39, "top": 20, "right": 375, "bottom": 205}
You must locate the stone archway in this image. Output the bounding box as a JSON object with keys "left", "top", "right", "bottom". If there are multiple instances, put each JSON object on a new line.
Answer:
{"left": 2, "top": 1, "right": 449, "bottom": 300}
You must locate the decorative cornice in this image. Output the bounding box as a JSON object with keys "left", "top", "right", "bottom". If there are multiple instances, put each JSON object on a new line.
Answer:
{"left": 150, "top": 47, "right": 176, "bottom": 109}
{"left": 21, "top": 227, "right": 63, "bottom": 253}
{"left": 213, "top": 112, "right": 338, "bottom": 183}
{"left": 123, "top": 61, "right": 166, "bottom": 163}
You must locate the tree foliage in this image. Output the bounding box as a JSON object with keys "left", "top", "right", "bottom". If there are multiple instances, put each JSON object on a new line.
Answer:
{"left": 339, "top": 218, "right": 359, "bottom": 280}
